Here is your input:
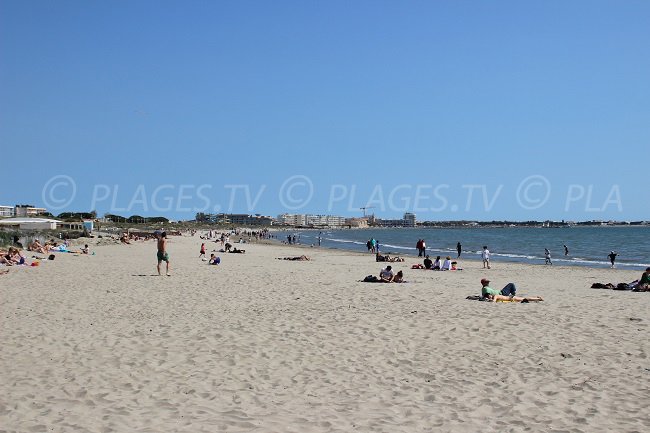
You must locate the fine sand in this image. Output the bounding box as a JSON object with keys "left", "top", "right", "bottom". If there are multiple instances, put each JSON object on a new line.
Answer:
{"left": 1, "top": 234, "right": 649, "bottom": 432}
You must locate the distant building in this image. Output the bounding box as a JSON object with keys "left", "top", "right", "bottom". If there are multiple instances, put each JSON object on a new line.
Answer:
{"left": 215, "top": 213, "right": 274, "bottom": 226}
{"left": 403, "top": 213, "right": 416, "bottom": 227}
{"left": 305, "top": 214, "right": 347, "bottom": 227}
{"left": 14, "top": 205, "right": 47, "bottom": 217}
{"left": 0, "top": 217, "right": 59, "bottom": 230}
{"left": 373, "top": 213, "right": 417, "bottom": 227}
{"left": 277, "top": 213, "right": 307, "bottom": 226}
{"left": 277, "top": 213, "right": 347, "bottom": 227}
{"left": 0, "top": 205, "right": 14, "bottom": 218}
{"left": 345, "top": 217, "right": 369, "bottom": 228}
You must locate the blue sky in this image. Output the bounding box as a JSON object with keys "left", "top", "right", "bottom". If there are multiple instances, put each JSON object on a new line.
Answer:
{"left": 1, "top": 0, "right": 648, "bottom": 221}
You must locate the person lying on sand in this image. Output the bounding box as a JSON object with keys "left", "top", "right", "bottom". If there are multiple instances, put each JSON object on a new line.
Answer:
{"left": 28, "top": 240, "right": 48, "bottom": 254}
{"left": 480, "top": 278, "right": 543, "bottom": 303}
{"left": 277, "top": 255, "right": 311, "bottom": 261}
{"left": 376, "top": 253, "right": 405, "bottom": 263}
{"left": 230, "top": 247, "right": 245, "bottom": 254}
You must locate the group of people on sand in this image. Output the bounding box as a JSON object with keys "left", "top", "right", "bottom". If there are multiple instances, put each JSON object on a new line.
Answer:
{"left": 366, "top": 238, "right": 378, "bottom": 253}
{"left": 375, "top": 252, "right": 404, "bottom": 262}
{"left": 363, "top": 265, "right": 405, "bottom": 283}
{"left": 420, "top": 255, "right": 458, "bottom": 271}
{"left": 1, "top": 247, "right": 26, "bottom": 266}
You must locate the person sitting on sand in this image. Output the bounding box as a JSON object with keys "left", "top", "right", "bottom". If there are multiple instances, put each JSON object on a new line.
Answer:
{"left": 81, "top": 244, "right": 90, "bottom": 254}
{"left": 441, "top": 256, "right": 452, "bottom": 271}
{"left": 0, "top": 250, "right": 13, "bottom": 266}
{"left": 376, "top": 252, "right": 387, "bottom": 262}
{"left": 208, "top": 254, "right": 221, "bottom": 265}
{"left": 278, "top": 255, "right": 311, "bottom": 261}
{"left": 480, "top": 278, "right": 543, "bottom": 303}
{"left": 392, "top": 270, "right": 404, "bottom": 283}
{"left": 379, "top": 265, "right": 395, "bottom": 282}
{"left": 423, "top": 255, "right": 432, "bottom": 269}
{"left": 224, "top": 242, "right": 232, "bottom": 252}
{"left": 633, "top": 267, "right": 650, "bottom": 292}
{"left": 432, "top": 256, "right": 441, "bottom": 270}
{"left": 5, "top": 247, "right": 25, "bottom": 265}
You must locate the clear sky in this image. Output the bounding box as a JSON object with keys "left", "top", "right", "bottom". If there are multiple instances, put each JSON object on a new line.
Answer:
{"left": 1, "top": 0, "right": 649, "bottom": 221}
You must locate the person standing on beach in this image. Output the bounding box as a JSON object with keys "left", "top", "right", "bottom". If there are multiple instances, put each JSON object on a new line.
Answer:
{"left": 157, "top": 232, "right": 170, "bottom": 276}
{"left": 544, "top": 248, "right": 552, "bottom": 265}
{"left": 564, "top": 244, "right": 569, "bottom": 256}
{"left": 457, "top": 242, "right": 462, "bottom": 258}
{"left": 608, "top": 251, "right": 618, "bottom": 268}
{"left": 416, "top": 239, "right": 422, "bottom": 257}
{"left": 421, "top": 239, "right": 426, "bottom": 257}
{"left": 482, "top": 246, "right": 491, "bottom": 269}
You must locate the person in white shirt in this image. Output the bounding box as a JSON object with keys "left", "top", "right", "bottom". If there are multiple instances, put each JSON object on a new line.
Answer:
{"left": 379, "top": 265, "right": 394, "bottom": 282}
{"left": 482, "top": 246, "right": 491, "bottom": 269}
{"left": 441, "top": 256, "right": 452, "bottom": 270}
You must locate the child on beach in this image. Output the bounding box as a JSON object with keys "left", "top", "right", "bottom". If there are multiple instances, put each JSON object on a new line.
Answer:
{"left": 199, "top": 243, "right": 206, "bottom": 259}
{"left": 482, "top": 246, "right": 491, "bottom": 269}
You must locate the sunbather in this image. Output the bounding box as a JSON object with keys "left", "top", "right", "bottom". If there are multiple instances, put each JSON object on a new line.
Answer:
{"left": 480, "top": 278, "right": 543, "bottom": 302}
{"left": 633, "top": 267, "right": 650, "bottom": 292}
{"left": 278, "top": 255, "right": 311, "bottom": 261}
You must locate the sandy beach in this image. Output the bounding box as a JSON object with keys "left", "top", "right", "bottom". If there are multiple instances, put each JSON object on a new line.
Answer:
{"left": 1, "top": 234, "right": 649, "bottom": 432}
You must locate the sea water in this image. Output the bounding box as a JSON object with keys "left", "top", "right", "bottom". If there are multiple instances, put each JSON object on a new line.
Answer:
{"left": 289, "top": 226, "right": 650, "bottom": 270}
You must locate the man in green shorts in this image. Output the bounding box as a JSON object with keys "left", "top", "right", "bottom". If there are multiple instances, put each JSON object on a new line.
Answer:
{"left": 157, "top": 232, "right": 170, "bottom": 276}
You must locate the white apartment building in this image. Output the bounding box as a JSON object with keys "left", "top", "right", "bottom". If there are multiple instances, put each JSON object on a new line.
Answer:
{"left": 277, "top": 213, "right": 307, "bottom": 226}
{"left": 403, "top": 212, "right": 417, "bottom": 227}
{"left": 0, "top": 205, "right": 14, "bottom": 218}
{"left": 14, "top": 205, "right": 47, "bottom": 217}
{"left": 277, "top": 213, "right": 347, "bottom": 227}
